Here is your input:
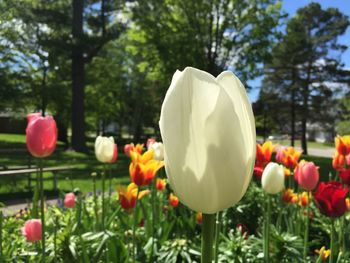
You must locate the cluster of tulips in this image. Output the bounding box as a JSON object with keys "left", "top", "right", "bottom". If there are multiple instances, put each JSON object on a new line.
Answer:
{"left": 5, "top": 67, "right": 350, "bottom": 263}
{"left": 254, "top": 136, "right": 350, "bottom": 262}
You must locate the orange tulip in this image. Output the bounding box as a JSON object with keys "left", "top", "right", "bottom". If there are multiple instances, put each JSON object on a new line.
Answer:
{"left": 282, "top": 188, "right": 295, "bottom": 203}
{"left": 315, "top": 246, "right": 331, "bottom": 261}
{"left": 298, "top": 192, "right": 309, "bottom": 207}
{"left": 280, "top": 147, "right": 302, "bottom": 169}
{"left": 335, "top": 136, "right": 350, "bottom": 156}
{"left": 256, "top": 141, "right": 274, "bottom": 167}
{"left": 196, "top": 212, "right": 203, "bottom": 225}
{"left": 129, "top": 150, "right": 164, "bottom": 186}
{"left": 124, "top": 143, "right": 144, "bottom": 157}
{"left": 332, "top": 152, "right": 345, "bottom": 170}
{"left": 156, "top": 178, "right": 167, "bottom": 191}
{"left": 346, "top": 198, "right": 350, "bottom": 211}
{"left": 118, "top": 183, "right": 150, "bottom": 211}
{"left": 254, "top": 141, "right": 274, "bottom": 179}
{"left": 169, "top": 193, "right": 179, "bottom": 208}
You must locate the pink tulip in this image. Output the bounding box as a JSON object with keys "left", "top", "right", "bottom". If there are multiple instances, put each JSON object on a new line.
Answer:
{"left": 26, "top": 114, "right": 57, "bottom": 158}
{"left": 110, "top": 144, "right": 118, "bottom": 163}
{"left": 64, "top": 193, "right": 76, "bottom": 208}
{"left": 124, "top": 144, "right": 132, "bottom": 157}
{"left": 275, "top": 146, "right": 286, "bottom": 164}
{"left": 146, "top": 138, "right": 156, "bottom": 149}
{"left": 27, "top": 112, "right": 41, "bottom": 123}
{"left": 22, "top": 219, "right": 42, "bottom": 242}
{"left": 294, "top": 161, "right": 319, "bottom": 191}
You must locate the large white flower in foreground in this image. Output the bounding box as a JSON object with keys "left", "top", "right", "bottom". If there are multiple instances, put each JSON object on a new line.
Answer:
{"left": 159, "top": 67, "right": 256, "bottom": 214}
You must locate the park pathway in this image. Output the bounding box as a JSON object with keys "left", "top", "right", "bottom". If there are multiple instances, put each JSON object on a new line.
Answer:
{"left": 295, "top": 147, "right": 334, "bottom": 158}
{"left": 0, "top": 198, "right": 59, "bottom": 216}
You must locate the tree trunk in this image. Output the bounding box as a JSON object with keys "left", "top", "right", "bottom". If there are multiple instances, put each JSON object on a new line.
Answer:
{"left": 41, "top": 65, "right": 48, "bottom": 115}
{"left": 55, "top": 113, "right": 69, "bottom": 148}
{"left": 301, "top": 63, "right": 312, "bottom": 155}
{"left": 71, "top": 0, "right": 87, "bottom": 152}
{"left": 290, "top": 69, "right": 296, "bottom": 147}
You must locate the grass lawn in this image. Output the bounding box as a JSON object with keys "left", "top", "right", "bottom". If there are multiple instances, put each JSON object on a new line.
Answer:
{"left": 0, "top": 133, "right": 130, "bottom": 203}
{"left": 0, "top": 133, "right": 336, "bottom": 204}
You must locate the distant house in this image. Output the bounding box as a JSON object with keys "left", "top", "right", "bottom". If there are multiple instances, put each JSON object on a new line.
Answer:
{"left": 307, "top": 122, "right": 334, "bottom": 143}
{"left": 0, "top": 110, "right": 27, "bottom": 134}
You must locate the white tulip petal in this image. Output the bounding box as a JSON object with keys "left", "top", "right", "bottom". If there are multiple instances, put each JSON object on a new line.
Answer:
{"left": 261, "top": 162, "right": 285, "bottom": 194}
{"left": 95, "top": 136, "right": 115, "bottom": 163}
{"left": 160, "top": 67, "right": 256, "bottom": 214}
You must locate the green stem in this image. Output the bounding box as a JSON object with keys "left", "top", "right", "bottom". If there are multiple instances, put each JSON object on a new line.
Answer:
{"left": 102, "top": 166, "right": 106, "bottom": 230}
{"left": 330, "top": 219, "right": 335, "bottom": 263}
{"left": 133, "top": 188, "right": 140, "bottom": 263}
{"left": 151, "top": 179, "right": 156, "bottom": 262}
{"left": 54, "top": 215, "right": 57, "bottom": 262}
{"left": 341, "top": 216, "right": 345, "bottom": 253}
{"left": 303, "top": 193, "right": 310, "bottom": 261}
{"left": 93, "top": 175, "right": 99, "bottom": 229}
{"left": 39, "top": 159, "right": 45, "bottom": 263}
{"left": 214, "top": 212, "right": 221, "bottom": 263}
{"left": 0, "top": 211, "right": 3, "bottom": 258}
{"left": 264, "top": 195, "right": 271, "bottom": 263}
{"left": 201, "top": 213, "right": 216, "bottom": 263}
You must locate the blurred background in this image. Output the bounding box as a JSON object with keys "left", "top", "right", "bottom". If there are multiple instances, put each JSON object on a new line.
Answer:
{"left": 0, "top": 1, "right": 349, "bottom": 200}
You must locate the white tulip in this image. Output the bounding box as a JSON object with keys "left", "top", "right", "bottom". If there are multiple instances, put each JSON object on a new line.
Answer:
{"left": 95, "top": 136, "right": 118, "bottom": 163}
{"left": 261, "top": 162, "right": 285, "bottom": 194}
{"left": 150, "top": 142, "right": 164, "bottom": 161}
{"left": 159, "top": 67, "right": 256, "bottom": 214}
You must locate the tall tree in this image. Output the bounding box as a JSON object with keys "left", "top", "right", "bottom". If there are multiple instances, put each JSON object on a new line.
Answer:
{"left": 71, "top": 0, "right": 124, "bottom": 152}
{"left": 132, "top": 0, "right": 283, "bottom": 84}
{"left": 260, "top": 3, "right": 349, "bottom": 153}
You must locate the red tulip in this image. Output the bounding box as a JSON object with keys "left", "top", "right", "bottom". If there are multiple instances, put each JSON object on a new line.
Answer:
{"left": 156, "top": 178, "right": 166, "bottom": 191}
{"left": 169, "top": 193, "right": 179, "bottom": 208}
{"left": 294, "top": 161, "right": 319, "bottom": 191}
{"left": 339, "top": 169, "right": 350, "bottom": 185}
{"left": 253, "top": 166, "right": 264, "bottom": 179}
{"left": 26, "top": 114, "right": 57, "bottom": 158}
{"left": 314, "top": 181, "right": 348, "bottom": 218}
{"left": 22, "top": 219, "right": 42, "bottom": 242}
{"left": 64, "top": 193, "right": 76, "bottom": 208}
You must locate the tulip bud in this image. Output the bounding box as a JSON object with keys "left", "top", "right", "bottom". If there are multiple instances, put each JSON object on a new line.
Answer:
{"left": 169, "top": 193, "right": 179, "bottom": 208}
{"left": 294, "top": 161, "right": 319, "bottom": 191}
{"left": 275, "top": 146, "right": 286, "bottom": 164}
{"left": 124, "top": 144, "right": 132, "bottom": 157}
{"left": 159, "top": 67, "right": 256, "bottom": 214}
{"left": 64, "top": 192, "right": 76, "bottom": 208}
{"left": 26, "top": 114, "right": 57, "bottom": 158}
{"left": 156, "top": 178, "right": 167, "bottom": 191}
{"left": 196, "top": 212, "right": 203, "bottom": 224}
{"left": 146, "top": 138, "right": 156, "bottom": 149}
{"left": 95, "top": 136, "right": 118, "bottom": 163}
{"left": 339, "top": 169, "right": 350, "bottom": 186}
{"left": 261, "top": 162, "right": 285, "bottom": 194}
{"left": 150, "top": 142, "right": 164, "bottom": 161}
{"left": 22, "top": 219, "right": 42, "bottom": 242}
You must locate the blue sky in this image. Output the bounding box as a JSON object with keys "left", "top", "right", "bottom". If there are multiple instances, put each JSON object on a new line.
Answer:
{"left": 247, "top": 0, "right": 350, "bottom": 102}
